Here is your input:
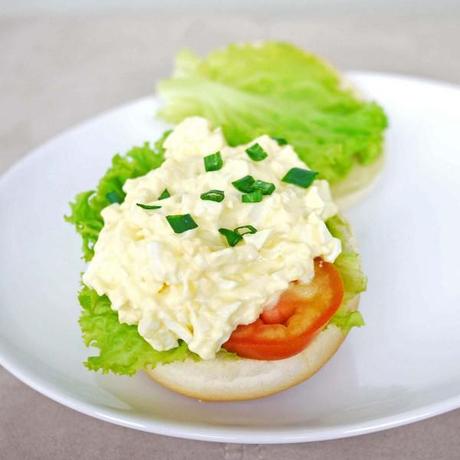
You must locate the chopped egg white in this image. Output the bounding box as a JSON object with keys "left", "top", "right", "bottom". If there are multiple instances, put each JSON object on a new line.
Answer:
{"left": 83, "top": 117, "right": 341, "bottom": 359}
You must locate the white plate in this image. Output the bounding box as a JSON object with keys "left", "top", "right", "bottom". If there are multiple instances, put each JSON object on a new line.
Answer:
{"left": 1, "top": 72, "right": 460, "bottom": 444}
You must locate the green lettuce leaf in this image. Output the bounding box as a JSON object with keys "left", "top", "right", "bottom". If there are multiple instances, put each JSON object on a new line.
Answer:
{"left": 327, "top": 214, "right": 367, "bottom": 331}
{"left": 327, "top": 214, "right": 367, "bottom": 298}
{"left": 65, "top": 133, "right": 169, "bottom": 261}
{"left": 78, "top": 284, "right": 196, "bottom": 375}
{"left": 329, "top": 310, "right": 365, "bottom": 333}
{"left": 158, "top": 42, "right": 388, "bottom": 184}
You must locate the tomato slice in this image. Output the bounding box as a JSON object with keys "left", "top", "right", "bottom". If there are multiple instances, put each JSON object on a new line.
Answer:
{"left": 223, "top": 259, "right": 344, "bottom": 360}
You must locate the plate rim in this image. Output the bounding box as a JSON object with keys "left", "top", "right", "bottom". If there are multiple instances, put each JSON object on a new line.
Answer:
{"left": 3, "top": 351, "right": 460, "bottom": 443}
{"left": 1, "top": 71, "right": 460, "bottom": 443}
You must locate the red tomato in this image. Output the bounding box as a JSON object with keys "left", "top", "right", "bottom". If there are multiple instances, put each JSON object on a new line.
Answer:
{"left": 223, "top": 259, "right": 344, "bottom": 360}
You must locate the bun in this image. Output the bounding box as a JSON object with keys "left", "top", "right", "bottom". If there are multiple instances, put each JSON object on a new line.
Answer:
{"left": 333, "top": 148, "right": 385, "bottom": 209}
{"left": 146, "top": 296, "right": 359, "bottom": 401}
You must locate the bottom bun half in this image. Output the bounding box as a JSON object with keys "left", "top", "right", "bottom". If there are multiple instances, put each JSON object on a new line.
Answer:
{"left": 146, "top": 296, "right": 359, "bottom": 401}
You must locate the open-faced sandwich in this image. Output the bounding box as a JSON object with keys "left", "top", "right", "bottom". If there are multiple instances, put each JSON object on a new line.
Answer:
{"left": 66, "top": 42, "right": 386, "bottom": 401}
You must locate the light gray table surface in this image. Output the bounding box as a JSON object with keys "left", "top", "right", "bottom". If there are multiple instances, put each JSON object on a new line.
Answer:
{"left": 1, "top": 8, "right": 460, "bottom": 459}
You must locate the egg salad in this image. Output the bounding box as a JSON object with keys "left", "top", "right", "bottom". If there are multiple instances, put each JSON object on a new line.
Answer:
{"left": 82, "top": 117, "right": 341, "bottom": 360}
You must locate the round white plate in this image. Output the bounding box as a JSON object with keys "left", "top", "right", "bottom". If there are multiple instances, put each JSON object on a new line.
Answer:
{"left": 1, "top": 72, "right": 459, "bottom": 444}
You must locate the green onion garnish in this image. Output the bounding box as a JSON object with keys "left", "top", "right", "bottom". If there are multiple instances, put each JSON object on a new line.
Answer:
{"left": 158, "top": 188, "right": 171, "bottom": 200}
{"left": 200, "top": 190, "right": 225, "bottom": 202}
{"left": 253, "top": 180, "right": 276, "bottom": 195}
{"left": 242, "top": 190, "right": 263, "bottom": 203}
{"left": 234, "top": 225, "right": 258, "bottom": 236}
{"left": 282, "top": 167, "right": 318, "bottom": 188}
{"left": 136, "top": 203, "right": 161, "bottom": 210}
{"left": 166, "top": 214, "right": 198, "bottom": 234}
{"left": 219, "top": 225, "right": 258, "bottom": 247}
{"left": 272, "top": 136, "right": 288, "bottom": 146}
{"left": 246, "top": 143, "right": 268, "bottom": 161}
{"left": 204, "top": 151, "right": 223, "bottom": 172}
{"left": 106, "top": 191, "right": 124, "bottom": 204}
{"left": 233, "top": 176, "right": 275, "bottom": 199}
{"left": 219, "top": 228, "right": 243, "bottom": 247}
{"left": 232, "top": 175, "right": 255, "bottom": 193}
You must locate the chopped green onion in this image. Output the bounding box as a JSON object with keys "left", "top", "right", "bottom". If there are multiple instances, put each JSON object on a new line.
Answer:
{"left": 106, "top": 191, "right": 124, "bottom": 204}
{"left": 232, "top": 175, "right": 255, "bottom": 193}
{"left": 234, "top": 225, "right": 258, "bottom": 236}
{"left": 136, "top": 203, "right": 161, "bottom": 210}
{"left": 245, "top": 143, "right": 268, "bottom": 161}
{"left": 233, "top": 176, "right": 275, "bottom": 198}
{"left": 204, "top": 151, "right": 223, "bottom": 172}
{"left": 219, "top": 228, "right": 243, "bottom": 247}
{"left": 200, "top": 189, "right": 225, "bottom": 202}
{"left": 242, "top": 189, "right": 263, "bottom": 203}
{"left": 253, "top": 180, "right": 276, "bottom": 195}
{"left": 166, "top": 214, "right": 198, "bottom": 234}
{"left": 158, "top": 188, "right": 171, "bottom": 200}
{"left": 282, "top": 167, "right": 318, "bottom": 188}
{"left": 272, "top": 136, "right": 288, "bottom": 146}
{"left": 219, "top": 225, "right": 258, "bottom": 247}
